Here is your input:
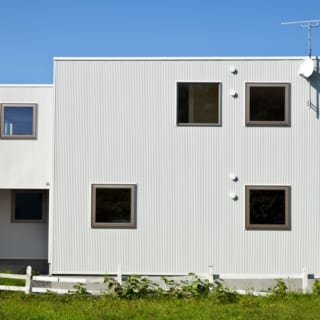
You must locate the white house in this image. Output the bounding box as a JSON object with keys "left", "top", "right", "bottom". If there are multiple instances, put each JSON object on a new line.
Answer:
{"left": 1, "top": 57, "right": 320, "bottom": 277}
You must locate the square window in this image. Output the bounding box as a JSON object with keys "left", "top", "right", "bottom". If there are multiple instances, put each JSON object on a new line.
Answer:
{"left": 245, "top": 83, "right": 290, "bottom": 126}
{"left": 1, "top": 104, "right": 37, "bottom": 138}
{"left": 12, "top": 190, "right": 47, "bottom": 222}
{"left": 91, "top": 184, "right": 136, "bottom": 228}
{"left": 177, "top": 83, "right": 221, "bottom": 125}
{"left": 245, "top": 186, "right": 290, "bottom": 230}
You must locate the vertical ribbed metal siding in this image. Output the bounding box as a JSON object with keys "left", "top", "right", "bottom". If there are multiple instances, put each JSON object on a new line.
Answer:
{"left": 0, "top": 86, "right": 54, "bottom": 188}
{"left": 53, "top": 59, "right": 320, "bottom": 274}
{"left": 0, "top": 86, "right": 54, "bottom": 260}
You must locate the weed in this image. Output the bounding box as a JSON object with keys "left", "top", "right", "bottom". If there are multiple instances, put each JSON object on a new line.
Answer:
{"left": 312, "top": 279, "right": 320, "bottom": 295}
{"left": 72, "top": 283, "right": 89, "bottom": 295}
{"left": 269, "top": 279, "right": 288, "bottom": 297}
{"left": 212, "top": 280, "right": 239, "bottom": 304}
{"left": 114, "top": 274, "right": 161, "bottom": 299}
{"left": 180, "top": 273, "right": 214, "bottom": 297}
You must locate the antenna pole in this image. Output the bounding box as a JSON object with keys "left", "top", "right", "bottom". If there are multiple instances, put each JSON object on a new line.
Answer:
{"left": 281, "top": 19, "right": 320, "bottom": 56}
{"left": 307, "top": 22, "right": 311, "bottom": 57}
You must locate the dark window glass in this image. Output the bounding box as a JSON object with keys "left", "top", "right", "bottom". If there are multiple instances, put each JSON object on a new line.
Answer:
{"left": 95, "top": 188, "right": 131, "bottom": 223}
{"left": 4, "top": 106, "right": 34, "bottom": 136}
{"left": 246, "top": 84, "right": 289, "bottom": 126}
{"left": 14, "top": 192, "right": 44, "bottom": 220}
{"left": 177, "top": 83, "right": 220, "bottom": 124}
{"left": 249, "top": 189, "right": 286, "bottom": 224}
{"left": 250, "top": 87, "right": 285, "bottom": 121}
{"left": 245, "top": 186, "right": 290, "bottom": 230}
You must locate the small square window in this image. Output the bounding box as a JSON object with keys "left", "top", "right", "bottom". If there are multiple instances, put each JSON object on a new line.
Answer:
{"left": 177, "top": 83, "right": 221, "bottom": 125}
{"left": 245, "top": 186, "right": 290, "bottom": 230}
{"left": 245, "top": 83, "right": 290, "bottom": 126}
{"left": 12, "top": 190, "right": 47, "bottom": 222}
{"left": 1, "top": 104, "right": 37, "bottom": 138}
{"left": 91, "top": 184, "right": 136, "bottom": 228}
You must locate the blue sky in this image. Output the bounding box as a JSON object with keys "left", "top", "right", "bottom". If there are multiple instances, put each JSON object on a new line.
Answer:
{"left": 0, "top": 0, "right": 320, "bottom": 83}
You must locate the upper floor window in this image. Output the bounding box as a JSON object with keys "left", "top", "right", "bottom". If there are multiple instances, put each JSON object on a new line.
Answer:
{"left": 0, "top": 104, "right": 37, "bottom": 139}
{"left": 245, "top": 83, "right": 290, "bottom": 126}
{"left": 177, "top": 83, "right": 221, "bottom": 126}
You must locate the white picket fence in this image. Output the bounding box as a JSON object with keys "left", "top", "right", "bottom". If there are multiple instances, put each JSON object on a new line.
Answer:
{"left": 0, "top": 265, "right": 316, "bottom": 295}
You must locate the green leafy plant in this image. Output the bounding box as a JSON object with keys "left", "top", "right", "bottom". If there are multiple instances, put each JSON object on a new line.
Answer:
{"left": 180, "top": 273, "right": 214, "bottom": 297}
{"left": 161, "top": 276, "right": 183, "bottom": 297}
{"left": 161, "top": 273, "right": 214, "bottom": 298}
{"left": 105, "top": 273, "right": 217, "bottom": 299}
{"left": 105, "top": 274, "right": 161, "bottom": 299}
{"left": 72, "top": 283, "right": 89, "bottom": 295}
{"left": 212, "top": 280, "right": 239, "bottom": 304}
{"left": 103, "top": 274, "right": 122, "bottom": 297}
{"left": 269, "top": 279, "right": 288, "bottom": 297}
{"left": 312, "top": 279, "right": 320, "bottom": 295}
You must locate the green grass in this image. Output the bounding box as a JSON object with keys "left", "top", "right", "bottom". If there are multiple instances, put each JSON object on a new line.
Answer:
{"left": 0, "top": 271, "right": 25, "bottom": 287}
{"left": 0, "top": 278, "right": 25, "bottom": 286}
{"left": 0, "top": 292, "right": 320, "bottom": 319}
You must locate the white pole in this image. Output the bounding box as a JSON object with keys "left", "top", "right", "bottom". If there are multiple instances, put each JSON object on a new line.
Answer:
{"left": 302, "top": 268, "right": 308, "bottom": 293}
{"left": 208, "top": 265, "right": 214, "bottom": 283}
{"left": 117, "top": 263, "right": 122, "bottom": 285}
{"left": 25, "top": 265, "right": 32, "bottom": 294}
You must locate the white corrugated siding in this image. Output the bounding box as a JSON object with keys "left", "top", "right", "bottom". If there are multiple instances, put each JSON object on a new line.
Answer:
{"left": 0, "top": 86, "right": 54, "bottom": 260}
{"left": 52, "top": 59, "right": 320, "bottom": 274}
{"left": 0, "top": 86, "right": 54, "bottom": 188}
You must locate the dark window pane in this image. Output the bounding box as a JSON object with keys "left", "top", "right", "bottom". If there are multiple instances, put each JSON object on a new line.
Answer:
{"left": 250, "top": 87, "right": 285, "bottom": 121}
{"left": 178, "top": 83, "right": 219, "bottom": 124}
{"left": 15, "top": 192, "right": 43, "bottom": 220}
{"left": 4, "top": 107, "right": 34, "bottom": 136}
{"left": 95, "top": 188, "right": 131, "bottom": 223}
{"left": 249, "top": 190, "right": 286, "bottom": 225}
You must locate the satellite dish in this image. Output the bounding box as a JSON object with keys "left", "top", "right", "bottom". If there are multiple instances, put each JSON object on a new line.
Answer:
{"left": 299, "top": 58, "right": 314, "bottom": 78}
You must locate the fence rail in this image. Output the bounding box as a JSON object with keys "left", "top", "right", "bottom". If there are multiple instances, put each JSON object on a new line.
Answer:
{"left": 0, "top": 266, "right": 317, "bottom": 295}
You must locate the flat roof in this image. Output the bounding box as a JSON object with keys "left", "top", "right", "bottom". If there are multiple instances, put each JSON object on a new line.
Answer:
{"left": 54, "top": 56, "right": 317, "bottom": 61}
{"left": 0, "top": 84, "right": 53, "bottom": 87}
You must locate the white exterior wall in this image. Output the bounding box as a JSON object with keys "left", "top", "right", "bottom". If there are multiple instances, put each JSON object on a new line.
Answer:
{"left": 0, "top": 86, "right": 54, "bottom": 188}
{"left": 52, "top": 58, "right": 320, "bottom": 275}
{"left": 0, "top": 86, "right": 53, "bottom": 260}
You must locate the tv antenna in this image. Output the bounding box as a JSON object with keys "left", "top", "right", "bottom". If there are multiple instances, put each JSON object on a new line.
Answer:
{"left": 281, "top": 19, "right": 320, "bottom": 57}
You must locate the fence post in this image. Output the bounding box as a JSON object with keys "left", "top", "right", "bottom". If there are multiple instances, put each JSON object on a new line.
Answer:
{"left": 302, "top": 268, "right": 308, "bottom": 293}
{"left": 117, "top": 263, "right": 122, "bottom": 285}
{"left": 25, "top": 265, "right": 32, "bottom": 294}
{"left": 208, "top": 265, "right": 214, "bottom": 284}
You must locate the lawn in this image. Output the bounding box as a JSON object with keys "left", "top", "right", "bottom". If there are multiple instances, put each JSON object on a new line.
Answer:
{"left": 0, "top": 292, "right": 320, "bottom": 320}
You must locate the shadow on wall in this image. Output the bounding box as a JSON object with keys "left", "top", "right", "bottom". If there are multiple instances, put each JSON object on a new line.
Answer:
{"left": 0, "top": 259, "right": 48, "bottom": 274}
{"left": 309, "top": 58, "right": 320, "bottom": 119}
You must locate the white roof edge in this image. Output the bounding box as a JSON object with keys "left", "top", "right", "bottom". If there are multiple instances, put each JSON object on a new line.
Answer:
{"left": 54, "top": 56, "right": 318, "bottom": 61}
{"left": 0, "top": 84, "right": 53, "bottom": 87}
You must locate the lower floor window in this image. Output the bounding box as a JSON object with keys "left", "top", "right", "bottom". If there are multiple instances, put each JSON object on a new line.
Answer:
{"left": 12, "top": 190, "right": 47, "bottom": 222}
{"left": 245, "top": 186, "right": 290, "bottom": 230}
{"left": 91, "top": 184, "right": 136, "bottom": 228}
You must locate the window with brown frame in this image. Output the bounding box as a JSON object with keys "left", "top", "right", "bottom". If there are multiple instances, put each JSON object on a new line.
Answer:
{"left": 245, "top": 83, "right": 290, "bottom": 126}
{"left": 245, "top": 186, "right": 290, "bottom": 230}
{"left": 177, "top": 83, "right": 221, "bottom": 125}
{"left": 91, "top": 184, "right": 136, "bottom": 228}
{"left": 1, "top": 104, "right": 37, "bottom": 139}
